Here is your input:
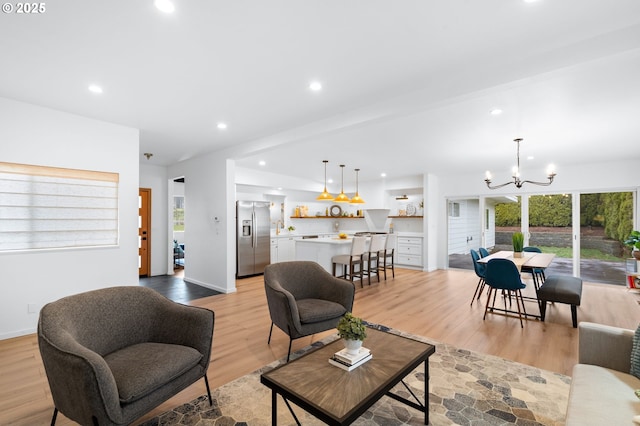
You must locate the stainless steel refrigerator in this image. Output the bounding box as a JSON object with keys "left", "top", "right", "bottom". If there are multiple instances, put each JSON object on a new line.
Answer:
{"left": 236, "top": 201, "right": 271, "bottom": 277}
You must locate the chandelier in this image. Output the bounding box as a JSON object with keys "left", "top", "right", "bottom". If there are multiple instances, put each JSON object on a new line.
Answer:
{"left": 484, "top": 138, "right": 556, "bottom": 189}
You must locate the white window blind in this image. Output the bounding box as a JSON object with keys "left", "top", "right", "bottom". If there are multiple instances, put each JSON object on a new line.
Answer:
{"left": 0, "top": 162, "right": 119, "bottom": 251}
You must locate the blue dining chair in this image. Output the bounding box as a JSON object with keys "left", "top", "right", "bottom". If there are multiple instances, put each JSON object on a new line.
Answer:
{"left": 522, "top": 246, "right": 545, "bottom": 289}
{"left": 479, "top": 247, "right": 490, "bottom": 258}
{"left": 483, "top": 258, "right": 527, "bottom": 327}
{"left": 470, "top": 249, "right": 486, "bottom": 306}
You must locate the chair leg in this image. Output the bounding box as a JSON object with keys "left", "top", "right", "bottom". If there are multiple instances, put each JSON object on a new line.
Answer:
{"left": 483, "top": 287, "right": 494, "bottom": 320}
{"left": 470, "top": 278, "right": 484, "bottom": 306}
{"left": 286, "top": 337, "right": 293, "bottom": 362}
{"left": 51, "top": 408, "right": 58, "bottom": 426}
{"left": 391, "top": 256, "right": 395, "bottom": 278}
{"left": 383, "top": 257, "right": 387, "bottom": 280}
{"left": 268, "top": 322, "right": 274, "bottom": 344}
{"left": 515, "top": 290, "right": 524, "bottom": 328}
{"left": 204, "top": 374, "right": 213, "bottom": 405}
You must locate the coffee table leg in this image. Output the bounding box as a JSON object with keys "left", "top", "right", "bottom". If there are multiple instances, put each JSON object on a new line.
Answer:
{"left": 424, "top": 359, "right": 429, "bottom": 425}
{"left": 272, "top": 390, "right": 277, "bottom": 426}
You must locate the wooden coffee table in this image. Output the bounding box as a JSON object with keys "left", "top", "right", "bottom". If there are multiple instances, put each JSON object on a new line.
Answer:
{"left": 260, "top": 327, "right": 436, "bottom": 425}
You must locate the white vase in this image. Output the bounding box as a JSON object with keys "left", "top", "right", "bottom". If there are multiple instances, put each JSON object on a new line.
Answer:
{"left": 343, "top": 338, "right": 363, "bottom": 356}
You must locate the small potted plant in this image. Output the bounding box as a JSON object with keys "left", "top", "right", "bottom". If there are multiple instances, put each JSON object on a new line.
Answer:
{"left": 625, "top": 230, "right": 640, "bottom": 260}
{"left": 337, "top": 312, "right": 367, "bottom": 356}
{"left": 512, "top": 232, "right": 524, "bottom": 258}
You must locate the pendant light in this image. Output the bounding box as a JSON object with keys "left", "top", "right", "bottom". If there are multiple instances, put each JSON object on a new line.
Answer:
{"left": 316, "top": 160, "right": 334, "bottom": 201}
{"left": 334, "top": 164, "right": 350, "bottom": 202}
{"left": 349, "top": 168, "right": 365, "bottom": 204}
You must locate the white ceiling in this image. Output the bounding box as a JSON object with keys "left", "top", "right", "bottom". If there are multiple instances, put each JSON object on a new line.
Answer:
{"left": 1, "top": 0, "right": 639, "bottom": 188}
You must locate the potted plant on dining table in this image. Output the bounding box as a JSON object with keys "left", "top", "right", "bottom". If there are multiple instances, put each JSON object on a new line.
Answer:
{"left": 512, "top": 231, "right": 524, "bottom": 258}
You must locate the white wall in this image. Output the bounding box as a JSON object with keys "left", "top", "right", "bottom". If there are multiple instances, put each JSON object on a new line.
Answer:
{"left": 0, "top": 97, "right": 139, "bottom": 339}
{"left": 168, "top": 154, "right": 236, "bottom": 293}
{"left": 139, "top": 163, "right": 169, "bottom": 276}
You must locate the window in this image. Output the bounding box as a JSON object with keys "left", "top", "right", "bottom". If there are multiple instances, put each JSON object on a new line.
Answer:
{"left": 0, "top": 162, "right": 119, "bottom": 251}
{"left": 173, "top": 196, "right": 184, "bottom": 231}
{"left": 449, "top": 202, "right": 460, "bottom": 218}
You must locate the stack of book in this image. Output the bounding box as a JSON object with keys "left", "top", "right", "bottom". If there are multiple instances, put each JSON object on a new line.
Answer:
{"left": 328, "top": 347, "right": 372, "bottom": 371}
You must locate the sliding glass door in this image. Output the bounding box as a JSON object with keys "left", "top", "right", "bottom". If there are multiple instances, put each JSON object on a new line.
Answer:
{"left": 578, "top": 192, "right": 633, "bottom": 285}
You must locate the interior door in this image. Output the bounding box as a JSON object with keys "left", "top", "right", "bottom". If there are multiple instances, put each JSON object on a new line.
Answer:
{"left": 139, "top": 188, "right": 151, "bottom": 276}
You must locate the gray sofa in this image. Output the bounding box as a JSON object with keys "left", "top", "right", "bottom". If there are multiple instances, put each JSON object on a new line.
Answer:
{"left": 566, "top": 322, "right": 640, "bottom": 425}
{"left": 38, "top": 286, "right": 214, "bottom": 426}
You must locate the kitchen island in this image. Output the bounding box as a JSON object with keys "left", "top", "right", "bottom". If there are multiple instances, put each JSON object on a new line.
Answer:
{"left": 295, "top": 237, "right": 353, "bottom": 273}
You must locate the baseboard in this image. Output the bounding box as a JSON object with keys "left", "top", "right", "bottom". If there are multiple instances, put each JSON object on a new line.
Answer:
{"left": 184, "top": 276, "right": 236, "bottom": 294}
{"left": 0, "top": 327, "right": 36, "bottom": 341}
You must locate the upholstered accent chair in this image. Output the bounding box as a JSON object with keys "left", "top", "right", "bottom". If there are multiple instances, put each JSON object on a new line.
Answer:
{"left": 264, "top": 261, "right": 355, "bottom": 361}
{"left": 38, "top": 286, "right": 214, "bottom": 426}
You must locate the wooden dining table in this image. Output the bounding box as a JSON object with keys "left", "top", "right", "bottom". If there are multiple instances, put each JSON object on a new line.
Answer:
{"left": 477, "top": 250, "right": 556, "bottom": 272}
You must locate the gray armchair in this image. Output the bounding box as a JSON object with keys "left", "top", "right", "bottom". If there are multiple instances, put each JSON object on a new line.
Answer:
{"left": 264, "top": 261, "right": 355, "bottom": 361}
{"left": 37, "top": 286, "right": 214, "bottom": 426}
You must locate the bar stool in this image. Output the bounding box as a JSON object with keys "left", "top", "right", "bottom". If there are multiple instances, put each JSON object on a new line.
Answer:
{"left": 382, "top": 234, "right": 397, "bottom": 280}
{"left": 332, "top": 236, "right": 367, "bottom": 283}
{"left": 363, "top": 234, "right": 387, "bottom": 285}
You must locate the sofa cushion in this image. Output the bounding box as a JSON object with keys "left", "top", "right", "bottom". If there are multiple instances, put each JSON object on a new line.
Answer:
{"left": 104, "top": 342, "right": 202, "bottom": 403}
{"left": 566, "top": 364, "right": 640, "bottom": 425}
{"left": 297, "top": 299, "right": 347, "bottom": 324}
{"left": 631, "top": 324, "right": 640, "bottom": 379}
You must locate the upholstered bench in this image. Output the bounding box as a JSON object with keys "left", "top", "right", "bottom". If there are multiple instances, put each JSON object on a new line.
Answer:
{"left": 537, "top": 275, "right": 583, "bottom": 328}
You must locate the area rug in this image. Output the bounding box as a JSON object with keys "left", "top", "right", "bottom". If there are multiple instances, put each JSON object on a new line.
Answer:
{"left": 141, "top": 323, "right": 570, "bottom": 425}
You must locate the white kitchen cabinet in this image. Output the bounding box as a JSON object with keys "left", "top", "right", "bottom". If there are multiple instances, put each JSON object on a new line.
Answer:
{"left": 278, "top": 237, "right": 296, "bottom": 262}
{"left": 396, "top": 236, "right": 423, "bottom": 268}
{"left": 270, "top": 236, "right": 296, "bottom": 263}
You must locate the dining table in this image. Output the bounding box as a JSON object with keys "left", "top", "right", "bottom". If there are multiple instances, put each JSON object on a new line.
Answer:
{"left": 477, "top": 250, "right": 556, "bottom": 320}
{"left": 477, "top": 250, "right": 555, "bottom": 275}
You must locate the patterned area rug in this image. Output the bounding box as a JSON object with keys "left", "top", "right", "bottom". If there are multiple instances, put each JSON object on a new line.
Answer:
{"left": 141, "top": 323, "right": 570, "bottom": 425}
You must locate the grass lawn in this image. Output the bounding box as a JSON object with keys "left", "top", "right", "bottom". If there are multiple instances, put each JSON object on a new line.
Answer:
{"left": 538, "top": 246, "right": 624, "bottom": 261}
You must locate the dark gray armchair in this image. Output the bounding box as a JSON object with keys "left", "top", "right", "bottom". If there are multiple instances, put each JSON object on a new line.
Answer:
{"left": 37, "top": 286, "right": 214, "bottom": 426}
{"left": 264, "top": 261, "right": 355, "bottom": 361}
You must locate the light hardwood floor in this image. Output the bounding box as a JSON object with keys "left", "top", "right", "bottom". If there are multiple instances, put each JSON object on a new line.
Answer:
{"left": 2, "top": 267, "right": 639, "bottom": 425}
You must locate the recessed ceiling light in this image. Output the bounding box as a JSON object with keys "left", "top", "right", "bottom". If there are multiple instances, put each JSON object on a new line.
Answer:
{"left": 154, "top": 0, "right": 175, "bottom": 13}
{"left": 88, "top": 84, "right": 103, "bottom": 94}
{"left": 217, "top": 122, "right": 227, "bottom": 130}
{"left": 259, "top": 160, "right": 266, "bottom": 166}
{"left": 309, "top": 81, "right": 322, "bottom": 92}
{"left": 490, "top": 109, "right": 503, "bottom": 116}
{"left": 380, "top": 173, "right": 387, "bottom": 177}
{"left": 527, "top": 156, "right": 535, "bottom": 160}
{"left": 523, "top": 0, "right": 539, "bottom": 3}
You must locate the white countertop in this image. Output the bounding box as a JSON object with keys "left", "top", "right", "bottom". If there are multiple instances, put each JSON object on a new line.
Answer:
{"left": 271, "top": 232, "right": 424, "bottom": 239}
{"left": 295, "top": 237, "right": 353, "bottom": 245}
